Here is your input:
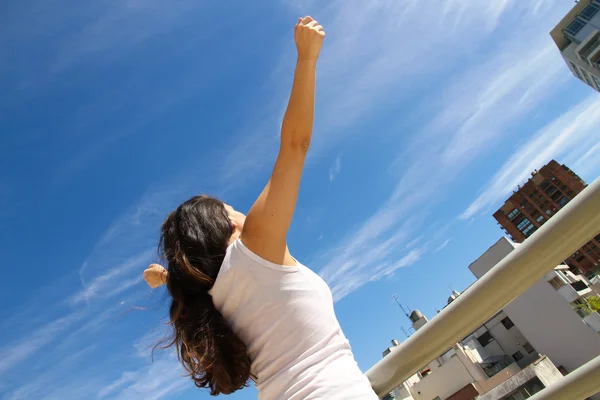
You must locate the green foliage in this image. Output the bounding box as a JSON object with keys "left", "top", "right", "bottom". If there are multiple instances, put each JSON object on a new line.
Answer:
{"left": 587, "top": 295, "right": 600, "bottom": 312}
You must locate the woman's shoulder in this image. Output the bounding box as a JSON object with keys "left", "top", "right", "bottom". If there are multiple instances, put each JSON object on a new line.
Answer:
{"left": 229, "top": 239, "right": 299, "bottom": 272}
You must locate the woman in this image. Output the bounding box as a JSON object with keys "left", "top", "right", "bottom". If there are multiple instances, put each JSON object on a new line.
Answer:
{"left": 144, "top": 16, "right": 378, "bottom": 399}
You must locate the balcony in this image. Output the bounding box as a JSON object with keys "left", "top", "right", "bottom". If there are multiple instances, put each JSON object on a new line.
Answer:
{"left": 365, "top": 177, "right": 600, "bottom": 400}
{"left": 584, "top": 311, "right": 600, "bottom": 333}
{"left": 558, "top": 282, "right": 589, "bottom": 302}
{"left": 481, "top": 355, "right": 515, "bottom": 378}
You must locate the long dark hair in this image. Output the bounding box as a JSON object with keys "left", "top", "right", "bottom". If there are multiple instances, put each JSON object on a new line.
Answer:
{"left": 159, "top": 195, "right": 251, "bottom": 395}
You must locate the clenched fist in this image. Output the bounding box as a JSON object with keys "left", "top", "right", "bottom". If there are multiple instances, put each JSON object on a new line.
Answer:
{"left": 295, "top": 16, "right": 326, "bottom": 62}
{"left": 144, "top": 263, "right": 167, "bottom": 288}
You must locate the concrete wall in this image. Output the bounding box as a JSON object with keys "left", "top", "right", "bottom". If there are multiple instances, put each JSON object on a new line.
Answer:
{"left": 469, "top": 238, "right": 600, "bottom": 374}
{"left": 409, "top": 356, "right": 474, "bottom": 400}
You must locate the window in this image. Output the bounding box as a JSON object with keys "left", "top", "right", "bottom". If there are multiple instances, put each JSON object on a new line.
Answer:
{"left": 546, "top": 209, "right": 552, "bottom": 215}
{"left": 565, "top": 18, "right": 585, "bottom": 37}
{"left": 540, "top": 180, "right": 550, "bottom": 190}
{"left": 522, "top": 224, "right": 536, "bottom": 237}
{"left": 548, "top": 276, "right": 565, "bottom": 290}
{"left": 512, "top": 351, "right": 524, "bottom": 362}
{"left": 593, "top": 75, "right": 600, "bottom": 91}
{"left": 580, "top": 2, "right": 600, "bottom": 21}
{"left": 557, "top": 196, "right": 569, "bottom": 207}
{"left": 582, "top": 69, "right": 595, "bottom": 87}
{"left": 516, "top": 218, "right": 532, "bottom": 230}
{"left": 507, "top": 208, "right": 520, "bottom": 220}
{"left": 536, "top": 215, "right": 544, "bottom": 223}
{"left": 570, "top": 61, "right": 584, "bottom": 80}
{"left": 477, "top": 331, "right": 494, "bottom": 347}
{"left": 501, "top": 317, "right": 515, "bottom": 330}
{"left": 523, "top": 342, "right": 535, "bottom": 354}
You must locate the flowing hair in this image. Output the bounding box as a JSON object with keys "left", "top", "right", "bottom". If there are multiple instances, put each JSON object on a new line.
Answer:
{"left": 158, "top": 195, "right": 250, "bottom": 395}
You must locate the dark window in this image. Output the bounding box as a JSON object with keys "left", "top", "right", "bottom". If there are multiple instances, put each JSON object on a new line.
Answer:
{"left": 557, "top": 197, "right": 569, "bottom": 207}
{"left": 576, "top": 255, "right": 585, "bottom": 263}
{"left": 523, "top": 224, "right": 536, "bottom": 237}
{"left": 477, "top": 331, "right": 494, "bottom": 347}
{"left": 540, "top": 180, "right": 550, "bottom": 190}
{"left": 501, "top": 317, "right": 515, "bottom": 330}
{"left": 523, "top": 342, "right": 535, "bottom": 354}
{"left": 565, "top": 18, "right": 585, "bottom": 36}
{"left": 580, "top": 2, "right": 600, "bottom": 20}
{"left": 512, "top": 351, "right": 524, "bottom": 362}
{"left": 567, "top": 190, "right": 575, "bottom": 197}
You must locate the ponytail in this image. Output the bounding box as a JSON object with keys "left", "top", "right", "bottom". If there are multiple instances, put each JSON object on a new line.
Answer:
{"left": 157, "top": 196, "right": 251, "bottom": 395}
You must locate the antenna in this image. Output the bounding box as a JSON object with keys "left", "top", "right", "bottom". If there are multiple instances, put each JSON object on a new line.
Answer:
{"left": 392, "top": 294, "right": 410, "bottom": 319}
{"left": 401, "top": 326, "right": 410, "bottom": 338}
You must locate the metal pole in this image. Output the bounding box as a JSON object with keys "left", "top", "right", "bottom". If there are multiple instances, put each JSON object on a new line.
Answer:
{"left": 365, "top": 178, "right": 600, "bottom": 397}
{"left": 527, "top": 355, "right": 600, "bottom": 400}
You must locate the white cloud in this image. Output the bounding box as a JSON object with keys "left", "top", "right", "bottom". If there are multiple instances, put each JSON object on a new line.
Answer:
{"left": 70, "top": 249, "right": 154, "bottom": 305}
{"left": 0, "top": 313, "right": 82, "bottom": 375}
{"left": 329, "top": 155, "right": 342, "bottom": 182}
{"left": 103, "top": 353, "right": 190, "bottom": 400}
{"left": 461, "top": 95, "right": 600, "bottom": 220}
{"left": 435, "top": 239, "right": 451, "bottom": 253}
{"left": 303, "top": 0, "right": 576, "bottom": 301}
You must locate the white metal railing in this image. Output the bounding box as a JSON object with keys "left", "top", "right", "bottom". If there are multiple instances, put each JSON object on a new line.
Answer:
{"left": 365, "top": 178, "right": 600, "bottom": 398}
{"left": 527, "top": 355, "right": 600, "bottom": 400}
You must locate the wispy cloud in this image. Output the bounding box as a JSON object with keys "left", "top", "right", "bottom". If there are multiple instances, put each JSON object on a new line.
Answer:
{"left": 302, "top": 0, "right": 575, "bottom": 301}
{"left": 461, "top": 95, "right": 600, "bottom": 220}
{"left": 435, "top": 239, "right": 451, "bottom": 253}
{"left": 0, "top": 313, "right": 82, "bottom": 375}
{"left": 329, "top": 155, "right": 342, "bottom": 182}
{"left": 70, "top": 248, "right": 154, "bottom": 305}
{"left": 106, "top": 354, "right": 190, "bottom": 400}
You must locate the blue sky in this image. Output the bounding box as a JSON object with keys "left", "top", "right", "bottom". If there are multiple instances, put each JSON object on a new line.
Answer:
{"left": 2, "top": 0, "right": 600, "bottom": 399}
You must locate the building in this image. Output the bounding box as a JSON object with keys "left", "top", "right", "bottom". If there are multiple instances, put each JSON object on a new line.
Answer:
{"left": 469, "top": 237, "right": 600, "bottom": 399}
{"left": 493, "top": 159, "right": 600, "bottom": 275}
{"left": 551, "top": 0, "right": 600, "bottom": 92}
{"left": 382, "top": 308, "right": 564, "bottom": 400}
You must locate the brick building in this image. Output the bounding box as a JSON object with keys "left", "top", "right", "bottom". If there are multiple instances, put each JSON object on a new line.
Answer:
{"left": 493, "top": 160, "right": 600, "bottom": 276}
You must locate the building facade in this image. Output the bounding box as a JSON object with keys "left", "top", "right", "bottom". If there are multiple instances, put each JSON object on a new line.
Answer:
{"left": 551, "top": 0, "right": 600, "bottom": 92}
{"left": 469, "top": 237, "right": 600, "bottom": 400}
{"left": 493, "top": 160, "right": 600, "bottom": 275}
{"left": 382, "top": 308, "right": 563, "bottom": 400}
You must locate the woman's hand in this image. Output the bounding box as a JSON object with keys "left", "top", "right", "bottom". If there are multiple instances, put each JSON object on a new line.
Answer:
{"left": 295, "top": 16, "right": 325, "bottom": 62}
{"left": 144, "top": 263, "right": 167, "bottom": 288}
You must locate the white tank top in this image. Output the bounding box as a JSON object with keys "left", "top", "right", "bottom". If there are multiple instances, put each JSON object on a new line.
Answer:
{"left": 209, "top": 239, "right": 378, "bottom": 400}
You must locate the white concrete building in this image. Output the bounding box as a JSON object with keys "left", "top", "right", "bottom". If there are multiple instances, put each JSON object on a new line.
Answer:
{"left": 551, "top": 0, "right": 600, "bottom": 92}
{"left": 382, "top": 308, "right": 563, "bottom": 400}
{"left": 469, "top": 237, "right": 600, "bottom": 400}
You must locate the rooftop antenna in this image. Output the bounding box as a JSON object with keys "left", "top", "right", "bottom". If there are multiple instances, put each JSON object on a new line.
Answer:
{"left": 401, "top": 326, "right": 410, "bottom": 338}
{"left": 392, "top": 294, "right": 411, "bottom": 319}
